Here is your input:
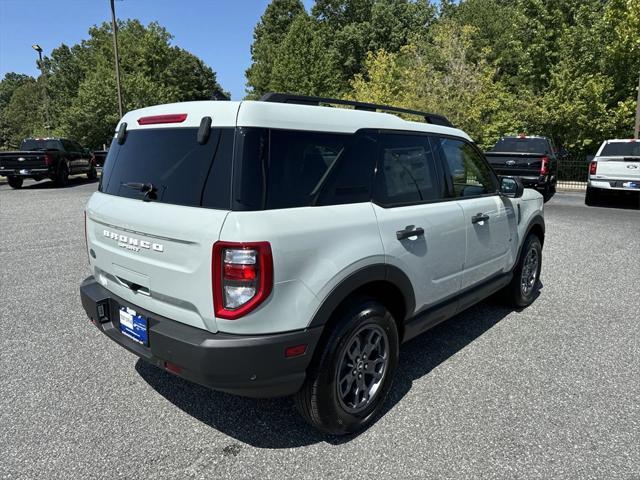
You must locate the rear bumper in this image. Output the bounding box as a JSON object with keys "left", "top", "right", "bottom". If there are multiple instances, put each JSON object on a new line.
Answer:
{"left": 588, "top": 179, "right": 640, "bottom": 192}
{"left": 518, "top": 175, "right": 554, "bottom": 190}
{"left": 0, "top": 168, "right": 50, "bottom": 176}
{"left": 80, "top": 276, "right": 322, "bottom": 398}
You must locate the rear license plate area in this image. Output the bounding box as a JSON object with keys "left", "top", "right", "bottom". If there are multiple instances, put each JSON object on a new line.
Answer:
{"left": 119, "top": 306, "right": 149, "bottom": 346}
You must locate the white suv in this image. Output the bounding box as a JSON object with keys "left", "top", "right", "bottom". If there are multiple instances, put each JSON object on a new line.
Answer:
{"left": 80, "top": 93, "right": 545, "bottom": 434}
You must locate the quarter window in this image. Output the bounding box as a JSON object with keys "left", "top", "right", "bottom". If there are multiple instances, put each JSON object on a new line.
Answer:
{"left": 436, "top": 137, "right": 497, "bottom": 198}
{"left": 374, "top": 134, "right": 442, "bottom": 206}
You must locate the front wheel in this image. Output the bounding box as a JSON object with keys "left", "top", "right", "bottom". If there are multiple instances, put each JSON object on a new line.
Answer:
{"left": 7, "top": 176, "right": 23, "bottom": 189}
{"left": 294, "top": 299, "right": 399, "bottom": 435}
{"left": 502, "top": 234, "right": 542, "bottom": 307}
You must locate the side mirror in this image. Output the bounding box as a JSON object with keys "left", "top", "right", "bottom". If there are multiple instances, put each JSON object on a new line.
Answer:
{"left": 499, "top": 176, "right": 524, "bottom": 198}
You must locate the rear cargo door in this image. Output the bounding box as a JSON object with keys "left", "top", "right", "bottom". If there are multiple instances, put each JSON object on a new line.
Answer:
{"left": 87, "top": 126, "right": 235, "bottom": 333}
{"left": 595, "top": 157, "right": 640, "bottom": 181}
{"left": 486, "top": 153, "right": 542, "bottom": 176}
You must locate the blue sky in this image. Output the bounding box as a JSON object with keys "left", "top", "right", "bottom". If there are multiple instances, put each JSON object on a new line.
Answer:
{"left": 0, "top": 0, "right": 314, "bottom": 100}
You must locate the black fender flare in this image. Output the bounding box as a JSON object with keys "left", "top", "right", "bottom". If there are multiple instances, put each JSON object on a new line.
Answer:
{"left": 517, "top": 214, "right": 545, "bottom": 261}
{"left": 308, "top": 264, "right": 416, "bottom": 328}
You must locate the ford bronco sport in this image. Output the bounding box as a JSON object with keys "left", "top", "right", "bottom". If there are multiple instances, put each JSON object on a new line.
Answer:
{"left": 80, "top": 93, "right": 545, "bottom": 435}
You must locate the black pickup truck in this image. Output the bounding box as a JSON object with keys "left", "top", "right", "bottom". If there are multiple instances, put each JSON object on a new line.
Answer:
{"left": 0, "top": 138, "right": 97, "bottom": 189}
{"left": 485, "top": 136, "right": 558, "bottom": 201}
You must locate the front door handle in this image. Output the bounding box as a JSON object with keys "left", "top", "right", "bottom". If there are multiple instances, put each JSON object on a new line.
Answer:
{"left": 396, "top": 226, "right": 425, "bottom": 240}
{"left": 471, "top": 213, "right": 490, "bottom": 224}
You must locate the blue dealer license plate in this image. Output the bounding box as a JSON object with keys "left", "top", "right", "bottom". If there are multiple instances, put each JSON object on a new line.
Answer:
{"left": 119, "top": 307, "right": 148, "bottom": 346}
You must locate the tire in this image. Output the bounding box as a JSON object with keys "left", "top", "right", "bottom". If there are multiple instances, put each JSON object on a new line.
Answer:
{"left": 87, "top": 164, "right": 97, "bottom": 180}
{"left": 585, "top": 186, "right": 599, "bottom": 206}
{"left": 55, "top": 163, "right": 69, "bottom": 187}
{"left": 294, "top": 299, "right": 399, "bottom": 435}
{"left": 542, "top": 183, "right": 555, "bottom": 202}
{"left": 502, "top": 234, "right": 542, "bottom": 308}
{"left": 7, "top": 176, "right": 23, "bottom": 189}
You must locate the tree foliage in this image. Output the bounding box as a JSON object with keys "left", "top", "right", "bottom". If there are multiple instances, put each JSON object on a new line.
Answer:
{"left": 0, "top": 20, "right": 226, "bottom": 149}
{"left": 248, "top": 0, "right": 640, "bottom": 156}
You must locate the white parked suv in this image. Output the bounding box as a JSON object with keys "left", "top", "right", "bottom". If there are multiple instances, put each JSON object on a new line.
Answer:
{"left": 80, "top": 93, "right": 545, "bottom": 434}
{"left": 586, "top": 138, "right": 640, "bottom": 205}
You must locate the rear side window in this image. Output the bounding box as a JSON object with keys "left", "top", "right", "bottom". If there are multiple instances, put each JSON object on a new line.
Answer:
{"left": 373, "top": 133, "right": 442, "bottom": 206}
{"left": 233, "top": 128, "right": 372, "bottom": 210}
{"left": 100, "top": 127, "right": 233, "bottom": 209}
{"left": 436, "top": 137, "right": 497, "bottom": 198}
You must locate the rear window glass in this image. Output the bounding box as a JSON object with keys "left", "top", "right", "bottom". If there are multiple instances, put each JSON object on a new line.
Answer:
{"left": 233, "top": 128, "right": 373, "bottom": 210}
{"left": 99, "top": 127, "right": 233, "bottom": 209}
{"left": 491, "top": 138, "right": 550, "bottom": 154}
{"left": 20, "top": 139, "right": 62, "bottom": 151}
{"left": 600, "top": 142, "right": 640, "bottom": 157}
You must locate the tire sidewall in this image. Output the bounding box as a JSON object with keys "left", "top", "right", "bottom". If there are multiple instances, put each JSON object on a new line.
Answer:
{"left": 312, "top": 301, "right": 399, "bottom": 434}
{"left": 8, "top": 176, "right": 23, "bottom": 189}
{"left": 57, "top": 162, "right": 69, "bottom": 186}
{"left": 516, "top": 235, "right": 542, "bottom": 305}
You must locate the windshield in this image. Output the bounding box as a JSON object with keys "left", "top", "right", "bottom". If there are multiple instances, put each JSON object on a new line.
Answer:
{"left": 20, "top": 139, "right": 61, "bottom": 151}
{"left": 491, "top": 138, "right": 550, "bottom": 154}
{"left": 99, "top": 127, "right": 234, "bottom": 209}
{"left": 600, "top": 142, "right": 640, "bottom": 157}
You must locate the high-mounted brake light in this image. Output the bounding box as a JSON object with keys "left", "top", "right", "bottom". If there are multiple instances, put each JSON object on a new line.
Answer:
{"left": 540, "top": 156, "right": 550, "bottom": 175}
{"left": 212, "top": 241, "right": 273, "bottom": 320}
{"left": 137, "top": 113, "right": 188, "bottom": 125}
{"left": 589, "top": 160, "right": 597, "bottom": 175}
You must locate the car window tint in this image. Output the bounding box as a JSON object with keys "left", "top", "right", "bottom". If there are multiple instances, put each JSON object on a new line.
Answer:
{"left": 374, "top": 134, "right": 442, "bottom": 206}
{"left": 436, "top": 137, "right": 496, "bottom": 198}
{"left": 233, "top": 128, "right": 356, "bottom": 210}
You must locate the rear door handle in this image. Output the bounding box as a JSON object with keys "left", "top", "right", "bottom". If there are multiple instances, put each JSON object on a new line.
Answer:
{"left": 471, "top": 213, "right": 490, "bottom": 224}
{"left": 396, "top": 226, "right": 425, "bottom": 240}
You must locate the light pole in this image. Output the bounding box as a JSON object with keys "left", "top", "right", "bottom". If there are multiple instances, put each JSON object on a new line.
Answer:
{"left": 32, "top": 44, "right": 51, "bottom": 131}
{"left": 110, "top": 0, "right": 124, "bottom": 118}
{"left": 634, "top": 72, "right": 640, "bottom": 140}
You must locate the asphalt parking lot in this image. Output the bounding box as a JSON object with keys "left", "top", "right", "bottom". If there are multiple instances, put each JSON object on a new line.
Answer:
{"left": 1, "top": 177, "right": 638, "bottom": 479}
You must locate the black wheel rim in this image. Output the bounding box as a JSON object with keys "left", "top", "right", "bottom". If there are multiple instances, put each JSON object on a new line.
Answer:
{"left": 520, "top": 247, "right": 539, "bottom": 297}
{"left": 336, "top": 324, "right": 389, "bottom": 414}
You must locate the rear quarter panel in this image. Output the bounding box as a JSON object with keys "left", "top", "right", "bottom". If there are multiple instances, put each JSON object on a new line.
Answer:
{"left": 218, "top": 203, "right": 384, "bottom": 334}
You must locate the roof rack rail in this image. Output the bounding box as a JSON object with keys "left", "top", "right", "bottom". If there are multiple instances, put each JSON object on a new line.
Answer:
{"left": 259, "top": 92, "right": 453, "bottom": 128}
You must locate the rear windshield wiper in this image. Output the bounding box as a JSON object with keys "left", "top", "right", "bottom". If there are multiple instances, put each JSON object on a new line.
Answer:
{"left": 122, "top": 182, "right": 158, "bottom": 202}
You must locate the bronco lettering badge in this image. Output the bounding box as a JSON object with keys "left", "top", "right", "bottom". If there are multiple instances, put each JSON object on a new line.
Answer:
{"left": 103, "top": 229, "right": 164, "bottom": 253}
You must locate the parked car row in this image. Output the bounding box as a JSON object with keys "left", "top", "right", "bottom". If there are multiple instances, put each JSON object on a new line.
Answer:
{"left": 0, "top": 137, "right": 107, "bottom": 189}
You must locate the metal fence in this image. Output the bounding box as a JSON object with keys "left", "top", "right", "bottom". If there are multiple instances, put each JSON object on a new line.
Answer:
{"left": 557, "top": 157, "right": 589, "bottom": 190}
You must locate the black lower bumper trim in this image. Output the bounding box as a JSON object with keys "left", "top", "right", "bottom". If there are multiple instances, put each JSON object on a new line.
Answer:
{"left": 80, "top": 276, "right": 322, "bottom": 398}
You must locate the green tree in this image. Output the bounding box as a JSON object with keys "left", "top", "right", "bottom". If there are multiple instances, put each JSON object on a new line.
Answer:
{"left": 245, "top": 0, "right": 305, "bottom": 98}
{"left": 0, "top": 78, "right": 46, "bottom": 148}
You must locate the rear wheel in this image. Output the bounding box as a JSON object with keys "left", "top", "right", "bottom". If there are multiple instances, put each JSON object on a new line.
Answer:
{"left": 55, "top": 163, "right": 69, "bottom": 187}
{"left": 502, "top": 234, "right": 542, "bottom": 307}
{"left": 7, "top": 176, "right": 23, "bottom": 189}
{"left": 87, "top": 164, "right": 97, "bottom": 180}
{"left": 585, "top": 186, "right": 599, "bottom": 206}
{"left": 294, "top": 299, "right": 399, "bottom": 435}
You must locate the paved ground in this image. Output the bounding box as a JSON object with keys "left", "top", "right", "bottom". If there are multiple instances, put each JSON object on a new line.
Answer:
{"left": 1, "top": 179, "right": 638, "bottom": 479}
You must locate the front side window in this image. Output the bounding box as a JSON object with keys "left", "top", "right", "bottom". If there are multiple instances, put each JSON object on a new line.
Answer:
{"left": 374, "top": 134, "right": 442, "bottom": 206}
{"left": 436, "top": 137, "right": 497, "bottom": 198}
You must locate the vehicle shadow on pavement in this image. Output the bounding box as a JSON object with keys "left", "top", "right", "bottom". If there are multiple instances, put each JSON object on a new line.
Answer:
{"left": 8, "top": 176, "right": 98, "bottom": 190}
{"left": 136, "top": 293, "right": 529, "bottom": 448}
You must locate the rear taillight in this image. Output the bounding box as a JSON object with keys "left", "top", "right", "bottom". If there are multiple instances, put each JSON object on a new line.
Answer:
{"left": 212, "top": 241, "right": 273, "bottom": 320}
{"left": 43, "top": 154, "right": 54, "bottom": 166}
{"left": 540, "top": 156, "right": 550, "bottom": 175}
{"left": 589, "top": 161, "right": 597, "bottom": 175}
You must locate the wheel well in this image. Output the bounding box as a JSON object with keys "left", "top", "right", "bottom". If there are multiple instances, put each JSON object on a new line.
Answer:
{"left": 315, "top": 280, "right": 408, "bottom": 353}
{"left": 528, "top": 223, "right": 545, "bottom": 246}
